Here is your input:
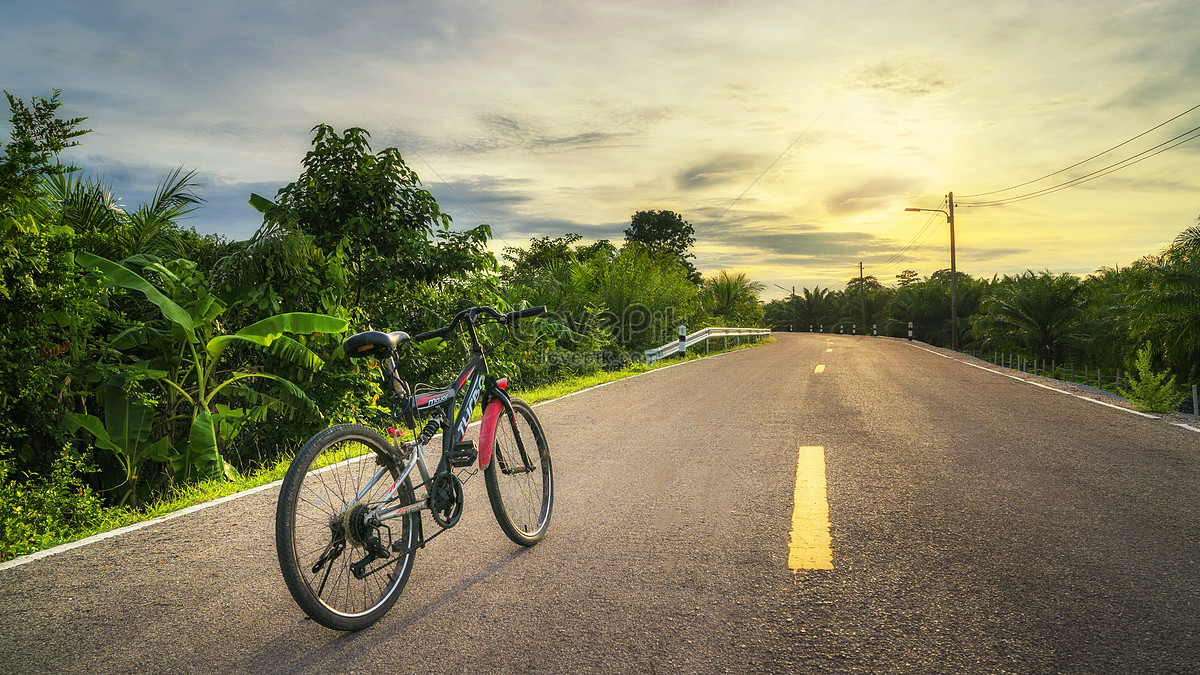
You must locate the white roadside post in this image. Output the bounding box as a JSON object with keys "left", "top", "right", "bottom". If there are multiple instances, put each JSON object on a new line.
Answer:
{"left": 873, "top": 323, "right": 877, "bottom": 337}
{"left": 907, "top": 321, "right": 913, "bottom": 341}
{"left": 678, "top": 324, "right": 686, "bottom": 357}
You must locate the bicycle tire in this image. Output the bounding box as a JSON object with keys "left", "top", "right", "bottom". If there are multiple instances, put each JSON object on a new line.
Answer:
{"left": 275, "top": 424, "right": 418, "bottom": 631}
{"left": 484, "top": 398, "right": 553, "bottom": 546}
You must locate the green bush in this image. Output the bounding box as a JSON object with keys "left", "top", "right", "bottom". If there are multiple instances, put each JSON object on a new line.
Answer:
{"left": 1120, "top": 344, "right": 1186, "bottom": 413}
{"left": 1, "top": 449, "right": 132, "bottom": 561}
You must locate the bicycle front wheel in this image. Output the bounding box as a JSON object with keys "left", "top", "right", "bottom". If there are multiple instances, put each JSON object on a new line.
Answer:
{"left": 485, "top": 397, "right": 553, "bottom": 546}
{"left": 275, "top": 424, "right": 418, "bottom": 631}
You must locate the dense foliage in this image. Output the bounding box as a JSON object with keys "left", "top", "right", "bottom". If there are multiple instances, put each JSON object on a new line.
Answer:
{"left": 0, "top": 92, "right": 765, "bottom": 558}
{"left": 763, "top": 230, "right": 1200, "bottom": 400}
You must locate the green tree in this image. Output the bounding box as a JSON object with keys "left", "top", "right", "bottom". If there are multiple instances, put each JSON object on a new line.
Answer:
{"left": 1120, "top": 343, "right": 1186, "bottom": 412}
{"left": 763, "top": 294, "right": 796, "bottom": 331}
{"left": 237, "top": 125, "right": 494, "bottom": 323}
{"left": 502, "top": 233, "right": 583, "bottom": 283}
{"left": 44, "top": 166, "right": 205, "bottom": 263}
{"left": 796, "top": 286, "right": 839, "bottom": 331}
{"left": 593, "top": 243, "right": 704, "bottom": 351}
{"left": 1077, "top": 261, "right": 1152, "bottom": 369}
{"left": 700, "top": 270, "right": 765, "bottom": 326}
{"left": 1130, "top": 223, "right": 1200, "bottom": 379}
{"left": 888, "top": 271, "right": 985, "bottom": 345}
{"left": 842, "top": 275, "right": 892, "bottom": 331}
{"left": 970, "top": 270, "right": 1084, "bottom": 361}
{"left": 896, "top": 269, "right": 919, "bottom": 287}
{"left": 0, "top": 90, "right": 109, "bottom": 474}
{"left": 624, "top": 210, "right": 699, "bottom": 283}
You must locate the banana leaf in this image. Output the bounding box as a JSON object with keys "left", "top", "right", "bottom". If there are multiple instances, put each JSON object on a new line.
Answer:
{"left": 205, "top": 312, "right": 348, "bottom": 362}
{"left": 103, "top": 374, "right": 154, "bottom": 454}
{"left": 173, "top": 409, "right": 238, "bottom": 482}
{"left": 76, "top": 251, "right": 197, "bottom": 342}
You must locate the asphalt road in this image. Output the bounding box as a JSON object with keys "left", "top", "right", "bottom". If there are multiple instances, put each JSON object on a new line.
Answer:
{"left": 3, "top": 333, "right": 1199, "bottom": 673}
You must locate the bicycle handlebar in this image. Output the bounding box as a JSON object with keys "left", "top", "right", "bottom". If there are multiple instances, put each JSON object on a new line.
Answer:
{"left": 410, "top": 305, "right": 546, "bottom": 343}
{"left": 507, "top": 305, "right": 546, "bottom": 322}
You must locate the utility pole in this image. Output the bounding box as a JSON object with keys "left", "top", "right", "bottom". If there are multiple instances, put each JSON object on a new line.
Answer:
{"left": 904, "top": 191, "right": 960, "bottom": 351}
{"left": 858, "top": 262, "right": 866, "bottom": 333}
{"left": 947, "top": 192, "right": 958, "bottom": 352}
{"left": 772, "top": 284, "right": 796, "bottom": 332}
{"left": 791, "top": 285, "right": 796, "bottom": 334}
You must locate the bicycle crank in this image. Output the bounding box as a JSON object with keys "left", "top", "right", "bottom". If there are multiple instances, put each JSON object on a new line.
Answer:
{"left": 429, "top": 471, "right": 464, "bottom": 528}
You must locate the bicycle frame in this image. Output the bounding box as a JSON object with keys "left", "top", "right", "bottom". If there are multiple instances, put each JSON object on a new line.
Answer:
{"left": 353, "top": 341, "right": 532, "bottom": 527}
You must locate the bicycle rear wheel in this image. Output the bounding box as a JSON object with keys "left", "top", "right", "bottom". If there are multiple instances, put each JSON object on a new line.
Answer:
{"left": 484, "top": 398, "right": 553, "bottom": 546}
{"left": 275, "top": 424, "right": 418, "bottom": 631}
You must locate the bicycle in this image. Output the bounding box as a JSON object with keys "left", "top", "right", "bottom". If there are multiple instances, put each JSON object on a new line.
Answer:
{"left": 275, "top": 305, "right": 553, "bottom": 631}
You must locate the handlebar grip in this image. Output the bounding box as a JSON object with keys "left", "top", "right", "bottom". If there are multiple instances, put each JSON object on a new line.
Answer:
{"left": 411, "top": 326, "right": 450, "bottom": 342}
{"left": 509, "top": 306, "right": 546, "bottom": 321}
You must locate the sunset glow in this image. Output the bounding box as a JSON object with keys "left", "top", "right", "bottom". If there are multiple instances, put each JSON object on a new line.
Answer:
{"left": 4, "top": 0, "right": 1197, "bottom": 295}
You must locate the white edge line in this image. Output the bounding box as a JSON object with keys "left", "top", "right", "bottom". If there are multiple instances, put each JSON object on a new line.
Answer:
{"left": 907, "top": 343, "right": 1161, "bottom": 420}
{"left": 0, "top": 343, "right": 761, "bottom": 571}
{"left": 0, "top": 480, "right": 283, "bottom": 572}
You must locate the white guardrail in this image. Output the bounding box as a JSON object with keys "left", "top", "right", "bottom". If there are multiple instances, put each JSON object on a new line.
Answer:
{"left": 643, "top": 326, "right": 771, "bottom": 364}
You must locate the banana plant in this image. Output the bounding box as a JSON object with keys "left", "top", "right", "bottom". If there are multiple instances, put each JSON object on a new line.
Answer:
{"left": 76, "top": 251, "right": 348, "bottom": 484}
{"left": 62, "top": 373, "right": 172, "bottom": 507}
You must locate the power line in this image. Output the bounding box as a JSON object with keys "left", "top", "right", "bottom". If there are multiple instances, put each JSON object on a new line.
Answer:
{"left": 695, "top": 93, "right": 843, "bottom": 241}
{"left": 961, "top": 124, "right": 1200, "bottom": 207}
{"left": 873, "top": 200, "right": 944, "bottom": 268}
{"left": 958, "top": 101, "right": 1200, "bottom": 200}
{"left": 868, "top": 198, "right": 946, "bottom": 277}
{"left": 871, "top": 224, "right": 944, "bottom": 278}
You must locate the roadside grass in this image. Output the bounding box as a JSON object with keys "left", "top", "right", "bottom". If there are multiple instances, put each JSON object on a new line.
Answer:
{"left": 3, "top": 337, "right": 768, "bottom": 562}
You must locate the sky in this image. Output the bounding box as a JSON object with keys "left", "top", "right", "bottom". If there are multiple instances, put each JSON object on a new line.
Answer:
{"left": 3, "top": 0, "right": 1199, "bottom": 298}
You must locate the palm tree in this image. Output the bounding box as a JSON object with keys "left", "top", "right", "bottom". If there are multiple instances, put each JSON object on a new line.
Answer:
{"left": 795, "top": 286, "right": 838, "bottom": 331}
{"left": 971, "top": 270, "right": 1085, "bottom": 361}
{"left": 44, "top": 166, "right": 203, "bottom": 261}
{"left": 700, "top": 270, "right": 765, "bottom": 326}
{"left": 1132, "top": 222, "right": 1200, "bottom": 377}
{"left": 121, "top": 167, "right": 204, "bottom": 259}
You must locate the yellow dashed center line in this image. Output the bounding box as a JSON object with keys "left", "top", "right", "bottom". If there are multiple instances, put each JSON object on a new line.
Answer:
{"left": 814, "top": 364, "right": 825, "bottom": 373}
{"left": 788, "top": 445, "right": 833, "bottom": 571}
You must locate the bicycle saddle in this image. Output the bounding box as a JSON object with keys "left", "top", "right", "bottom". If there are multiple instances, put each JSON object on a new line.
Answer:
{"left": 342, "top": 330, "right": 410, "bottom": 358}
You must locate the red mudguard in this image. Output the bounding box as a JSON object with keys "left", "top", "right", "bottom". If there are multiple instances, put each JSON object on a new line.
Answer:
{"left": 477, "top": 378, "right": 507, "bottom": 469}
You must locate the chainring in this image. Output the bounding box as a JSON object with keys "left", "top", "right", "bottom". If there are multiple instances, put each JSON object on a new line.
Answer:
{"left": 429, "top": 471, "right": 464, "bottom": 528}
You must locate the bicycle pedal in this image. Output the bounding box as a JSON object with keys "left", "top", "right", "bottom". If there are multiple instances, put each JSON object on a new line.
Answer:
{"left": 449, "top": 440, "right": 477, "bottom": 467}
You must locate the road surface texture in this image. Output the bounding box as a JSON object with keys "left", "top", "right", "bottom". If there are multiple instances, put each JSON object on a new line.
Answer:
{"left": 2, "top": 333, "right": 1198, "bottom": 673}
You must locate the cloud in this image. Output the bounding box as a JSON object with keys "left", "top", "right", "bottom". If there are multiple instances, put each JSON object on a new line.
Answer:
{"left": 446, "top": 111, "right": 629, "bottom": 155}
{"left": 825, "top": 177, "right": 923, "bottom": 215}
{"left": 675, "top": 154, "right": 763, "bottom": 190}
{"left": 424, "top": 175, "right": 629, "bottom": 247}
{"left": 705, "top": 221, "right": 893, "bottom": 261}
{"left": 847, "top": 56, "right": 957, "bottom": 97}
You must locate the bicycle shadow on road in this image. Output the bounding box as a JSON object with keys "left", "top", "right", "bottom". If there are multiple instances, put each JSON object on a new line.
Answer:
{"left": 240, "top": 545, "right": 534, "bottom": 670}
